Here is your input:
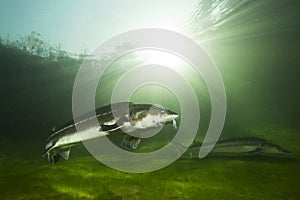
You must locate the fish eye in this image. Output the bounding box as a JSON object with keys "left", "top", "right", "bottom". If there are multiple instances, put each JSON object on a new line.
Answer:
{"left": 160, "top": 109, "right": 166, "bottom": 113}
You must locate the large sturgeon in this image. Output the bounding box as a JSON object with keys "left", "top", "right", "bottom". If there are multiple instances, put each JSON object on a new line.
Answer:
{"left": 43, "top": 102, "right": 178, "bottom": 163}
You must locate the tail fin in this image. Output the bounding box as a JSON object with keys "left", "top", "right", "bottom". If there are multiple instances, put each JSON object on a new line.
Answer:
{"left": 48, "top": 153, "right": 61, "bottom": 164}
{"left": 42, "top": 148, "right": 71, "bottom": 164}
{"left": 42, "top": 149, "right": 60, "bottom": 164}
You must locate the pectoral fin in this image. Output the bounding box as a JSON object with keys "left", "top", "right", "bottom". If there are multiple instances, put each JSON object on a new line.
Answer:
{"left": 58, "top": 148, "right": 71, "bottom": 160}
{"left": 247, "top": 148, "right": 262, "bottom": 155}
{"left": 99, "top": 117, "right": 129, "bottom": 132}
{"left": 121, "top": 135, "right": 141, "bottom": 150}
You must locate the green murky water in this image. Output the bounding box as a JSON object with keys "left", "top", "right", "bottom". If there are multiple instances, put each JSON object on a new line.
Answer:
{"left": 1, "top": 0, "right": 300, "bottom": 199}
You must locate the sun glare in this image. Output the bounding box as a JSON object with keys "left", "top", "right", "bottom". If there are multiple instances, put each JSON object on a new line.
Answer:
{"left": 134, "top": 50, "right": 186, "bottom": 70}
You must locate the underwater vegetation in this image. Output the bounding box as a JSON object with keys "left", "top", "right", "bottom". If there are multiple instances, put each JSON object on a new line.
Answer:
{"left": 1, "top": 127, "right": 299, "bottom": 200}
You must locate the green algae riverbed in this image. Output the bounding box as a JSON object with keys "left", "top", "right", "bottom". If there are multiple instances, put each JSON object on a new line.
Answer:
{"left": 1, "top": 127, "right": 299, "bottom": 200}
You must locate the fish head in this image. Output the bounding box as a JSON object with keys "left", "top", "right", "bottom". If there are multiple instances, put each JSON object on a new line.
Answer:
{"left": 260, "top": 142, "right": 291, "bottom": 155}
{"left": 130, "top": 104, "right": 179, "bottom": 129}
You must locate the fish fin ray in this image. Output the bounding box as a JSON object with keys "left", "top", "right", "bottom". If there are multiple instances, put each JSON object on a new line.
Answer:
{"left": 47, "top": 153, "right": 60, "bottom": 164}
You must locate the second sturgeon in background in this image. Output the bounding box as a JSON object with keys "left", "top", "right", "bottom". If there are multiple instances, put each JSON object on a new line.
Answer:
{"left": 179, "top": 137, "right": 291, "bottom": 159}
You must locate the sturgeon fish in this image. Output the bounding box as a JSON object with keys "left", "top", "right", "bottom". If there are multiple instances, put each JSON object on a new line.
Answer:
{"left": 43, "top": 102, "right": 178, "bottom": 163}
{"left": 179, "top": 137, "right": 291, "bottom": 159}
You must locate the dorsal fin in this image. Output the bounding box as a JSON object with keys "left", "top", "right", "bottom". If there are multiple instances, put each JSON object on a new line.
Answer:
{"left": 52, "top": 126, "right": 56, "bottom": 133}
{"left": 121, "top": 135, "right": 141, "bottom": 150}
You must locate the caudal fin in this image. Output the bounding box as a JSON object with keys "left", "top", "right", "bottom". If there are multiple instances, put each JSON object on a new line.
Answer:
{"left": 42, "top": 148, "right": 71, "bottom": 164}
{"left": 42, "top": 151, "right": 60, "bottom": 164}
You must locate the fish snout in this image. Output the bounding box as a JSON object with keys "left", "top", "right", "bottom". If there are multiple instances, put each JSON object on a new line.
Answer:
{"left": 164, "top": 109, "right": 179, "bottom": 129}
{"left": 166, "top": 110, "right": 179, "bottom": 121}
{"left": 281, "top": 148, "right": 291, "bottom": 155}
{"left": 166, "top": 109, "right": 178, "bottom": 116}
